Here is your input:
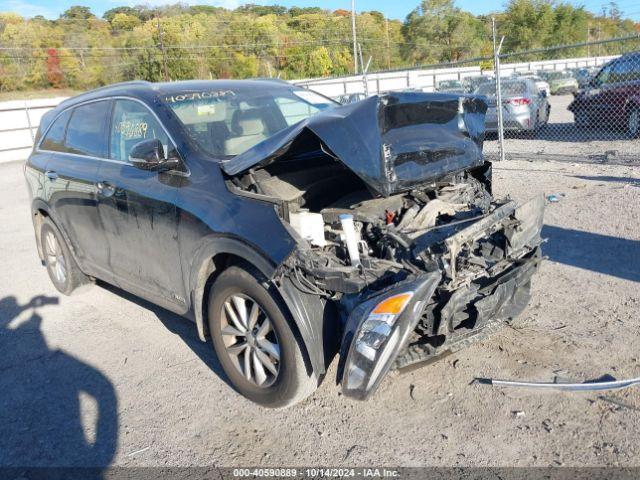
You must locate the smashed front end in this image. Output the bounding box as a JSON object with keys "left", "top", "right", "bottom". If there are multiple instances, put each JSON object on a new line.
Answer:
{"left": 223, "top": 92, "right": 544, "bottom": 400}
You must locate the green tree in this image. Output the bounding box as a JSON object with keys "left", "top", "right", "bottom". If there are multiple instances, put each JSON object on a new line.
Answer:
{"left": 402, "top": 0, "right": 485, "bottom": 64}
{"left": 60, "top": 6, "right": 94, "bottom": 20}
{"left": 111, "top": 13, "right": 141, "bottom": 31}
{"left": 103, "top": 6, "right": 140, "bottom": 22}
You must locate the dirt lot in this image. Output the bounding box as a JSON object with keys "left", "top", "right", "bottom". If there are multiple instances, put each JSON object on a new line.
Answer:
{"left": 0, "top": 158, "right": 639, "bottom": 468}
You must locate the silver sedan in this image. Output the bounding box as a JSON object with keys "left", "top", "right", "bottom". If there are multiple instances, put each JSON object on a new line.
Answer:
{"left": 475, "top": 79, "right": 550, "bottom": 135}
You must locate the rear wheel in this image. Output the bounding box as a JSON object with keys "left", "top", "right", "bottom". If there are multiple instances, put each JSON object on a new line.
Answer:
{"left": 207, "top": 266, "right": 317, "bottom": 408}
{"left": 628, "top": 106, "right": 640, "bottom": 138}
{"left": 40, "top": 218, "right": 87, "bottom": 295}
{"left": 544, "top": 105, "right": 551, "bottom": 125}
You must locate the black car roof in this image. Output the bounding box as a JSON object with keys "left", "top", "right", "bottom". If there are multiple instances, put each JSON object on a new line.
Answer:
{"left": 56, "top": 78, "right": 297, "bottom": 110}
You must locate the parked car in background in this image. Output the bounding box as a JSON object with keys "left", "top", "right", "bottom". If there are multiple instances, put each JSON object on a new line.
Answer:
{"left": 517, "top": 73, "right": 550, "bottom": 97}
{"left": 25, "top": 79, "right": 544, "bottom": 407}
{"left": 436, "top": 79, "right": 466, "bottom": 94}
{"left": 569, "top": 51, "right": 640, "bottom": 137}
{"left": 542, "top": 71, "right": 579, "bottom": 95}
{"left": 476, "top": 78, "right": 550, "bottom": 135}
{"left": 337, "top": 92, "right": 367, "bottom": 104}
{"left": 462, "top": 75, "right": 491, "bottom": 93}
{"left": 573, "top": 67, "right": 599, "bottom": 89}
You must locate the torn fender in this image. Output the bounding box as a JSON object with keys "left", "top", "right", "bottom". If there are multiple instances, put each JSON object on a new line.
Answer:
{"left": 221, "top": 92, "right": 488, "bottom": 197}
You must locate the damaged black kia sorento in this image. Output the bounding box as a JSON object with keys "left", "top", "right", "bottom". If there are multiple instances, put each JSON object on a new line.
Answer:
{"left": 25, "top": 79, "right": 544, "bottom": 407}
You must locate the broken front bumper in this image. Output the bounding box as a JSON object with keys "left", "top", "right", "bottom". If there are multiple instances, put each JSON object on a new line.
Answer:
{"left": 339, "top": 195, "right": 545, "bottom": 400}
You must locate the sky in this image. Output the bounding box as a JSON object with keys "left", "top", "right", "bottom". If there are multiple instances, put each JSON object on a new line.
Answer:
{"left": 2, "top": 0, "right": 639, "bottom": 21}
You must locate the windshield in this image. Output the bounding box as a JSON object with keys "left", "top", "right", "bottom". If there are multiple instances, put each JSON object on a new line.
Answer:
{"left": 162, "top": 87, "right": 336, "bottom": 157}
{"left": 439, "top": 80, "right": 462, "bottom": 88}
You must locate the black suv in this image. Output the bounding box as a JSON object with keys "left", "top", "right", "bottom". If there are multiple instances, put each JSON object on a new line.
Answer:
{"left": 25, "top": 80, "right": 544, "bottom": 407}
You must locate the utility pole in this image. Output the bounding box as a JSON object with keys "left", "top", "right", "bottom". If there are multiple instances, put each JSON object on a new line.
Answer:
{"left": 351, "top": 0, "right": 358, "bottom": 74}
{"left": 157, "top": 17, "right": 169, "bottom": 82}
{"left": 385, "top": 18, "right": 391, "bottom": 70}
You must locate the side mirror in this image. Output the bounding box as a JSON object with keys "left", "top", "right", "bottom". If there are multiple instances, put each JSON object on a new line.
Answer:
{"left": 129, "top": 138, "right": 180, "bottom": 172}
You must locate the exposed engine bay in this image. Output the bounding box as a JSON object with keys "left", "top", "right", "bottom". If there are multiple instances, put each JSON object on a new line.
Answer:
{"left": 229, "top": 148, "right": 543, "bottom": 370}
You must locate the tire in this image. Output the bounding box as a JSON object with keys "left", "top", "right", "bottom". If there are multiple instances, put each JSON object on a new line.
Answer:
{"left": 628, "top": 106, "right": 640, "bottom": 138}
{"left": 545, "top": 105, "right": 551, "bottom": 125}
{"left": 40, "top": 217, "right": 88, "bottom": 295}
{"left": 207, "top": 265, "right": 317, "bottom": 408}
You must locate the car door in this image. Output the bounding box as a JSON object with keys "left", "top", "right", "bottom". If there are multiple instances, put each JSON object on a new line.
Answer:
{"left": 96, "top": 98, "right": 186, "bottom": 309}
{"left": 589, "top": 61, "right": 621, "bottom": 123}
{"left": 41, "top": 101, "right": 111, "bottom": 276}
{"left": 606, "top": 57, "right": 634, "bottom": 125}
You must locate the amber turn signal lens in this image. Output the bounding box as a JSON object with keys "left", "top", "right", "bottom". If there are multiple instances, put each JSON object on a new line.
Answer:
{"left": 372, "top": 292, "right": 413, "bottom": 315}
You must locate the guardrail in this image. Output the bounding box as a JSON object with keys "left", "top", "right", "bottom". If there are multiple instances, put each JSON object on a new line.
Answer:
{"left": 0, "top": 97, "right": 67, "bottom": 164}
{"left": 292, "top": 54, "right": 618, "bottom": 98}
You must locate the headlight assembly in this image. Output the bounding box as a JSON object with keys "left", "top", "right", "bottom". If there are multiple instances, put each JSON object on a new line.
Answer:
{"left": 341, "top": 272, "right": 441, "bottom": 400}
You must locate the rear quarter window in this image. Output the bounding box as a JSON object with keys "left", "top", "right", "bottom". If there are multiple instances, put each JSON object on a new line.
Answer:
{"left": 64, "top": 101, "right": 111, "bottom": 158}
{"left": 40, "top": 109, "right": 72, "bottom": 152}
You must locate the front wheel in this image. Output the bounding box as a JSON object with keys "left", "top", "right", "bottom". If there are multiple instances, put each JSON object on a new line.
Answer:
{"left": 207, "top": 266, "right": 318, "bottom": 408}
{"left": 628, "top": 106, "right": 640, "bottom": 138}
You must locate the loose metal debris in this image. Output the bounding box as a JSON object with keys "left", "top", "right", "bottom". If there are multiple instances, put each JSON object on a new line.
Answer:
{"left": 476, "top": 375, "right": 640, "bottom": 392}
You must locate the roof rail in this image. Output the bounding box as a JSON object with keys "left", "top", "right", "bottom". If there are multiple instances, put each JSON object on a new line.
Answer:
{"left": 58, "top": 80, "right": 153, "bottom": 106}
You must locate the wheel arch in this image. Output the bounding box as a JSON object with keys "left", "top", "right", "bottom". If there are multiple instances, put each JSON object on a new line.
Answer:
{"left": 31, "top": 200, "right": 85, "bottom": 272}
{"left": 189, "top": 236, "right": 332, "bottom": 377}
{"left": 189, "top": 236, "right": 277, "bottom": 341}
{"left": 31, "top": 199, "right": 56, "bottom": 262}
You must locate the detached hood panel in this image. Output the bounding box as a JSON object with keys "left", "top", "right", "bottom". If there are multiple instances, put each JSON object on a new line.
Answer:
{"left": 221, "top": 92, "right": 488, "bottom": 197}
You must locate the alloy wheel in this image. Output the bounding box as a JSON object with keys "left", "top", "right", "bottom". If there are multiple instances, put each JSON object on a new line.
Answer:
{"left": 44, "top": 230, "right": 67, "bottom": 286}
{"left": 220, "top": 294, "right": 280, "bottom": 387}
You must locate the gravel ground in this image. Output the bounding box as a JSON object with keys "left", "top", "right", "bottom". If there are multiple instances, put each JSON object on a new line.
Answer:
{"left": 0, "top": 158, "right": 639, "bottom": 468}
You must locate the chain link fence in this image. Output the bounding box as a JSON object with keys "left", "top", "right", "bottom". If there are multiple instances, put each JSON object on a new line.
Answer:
{"left": 1, "top": 35, "right": 638, "bottom": 166}
{"left": 296, "top": 34, "right": 640, "bottom": 167}
{"left": 485, "top": 34, "right": 640, "bottom": 165}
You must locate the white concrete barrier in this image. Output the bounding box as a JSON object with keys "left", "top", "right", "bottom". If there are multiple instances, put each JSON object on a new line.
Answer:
{"left": 292, "top": 54, "right": 618, "bottom": 98}
{"left": 0, "top": 97, "right": 67, "bottom": 164}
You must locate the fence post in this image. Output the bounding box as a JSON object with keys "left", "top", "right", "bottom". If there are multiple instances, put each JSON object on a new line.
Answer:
{"left": 24, "top": 101, "right": 35, "bottom": 145}
{"left": 492, "top": 17, "right": 506, "bottom": 163}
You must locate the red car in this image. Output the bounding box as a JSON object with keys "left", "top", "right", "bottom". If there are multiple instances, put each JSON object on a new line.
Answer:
{"left": 568, "top": 51, "right": 640, "bottom": 137}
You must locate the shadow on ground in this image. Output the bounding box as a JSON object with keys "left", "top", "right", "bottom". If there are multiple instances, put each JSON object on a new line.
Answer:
{"left": 0, "top": 295, "right": 118, "bottom": 473}
{"left": 99, "top": 282, "right": 232, "bottom": 389}
{"left": 542, "top": 225, "right": 640, "bottom": 283}
{"left": 572, "top": 175, "right": 640, "bottom": 186}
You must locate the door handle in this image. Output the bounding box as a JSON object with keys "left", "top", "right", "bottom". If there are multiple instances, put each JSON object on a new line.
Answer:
{"left": 96, "top": 181, "right": 116, "bottom": 198}
{"left": 45, "top": 170, "right": 58, "bottom": 181}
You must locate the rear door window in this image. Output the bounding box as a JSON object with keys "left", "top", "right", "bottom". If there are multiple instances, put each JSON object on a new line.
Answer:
{"left": 64, "top": 101, "right": 111, "bottom": 158}
{"left": 110, "top": 100, "right": 171, "bottom": 162}
{"left": 40, "top": 109, "right": 72, "bottom": 152}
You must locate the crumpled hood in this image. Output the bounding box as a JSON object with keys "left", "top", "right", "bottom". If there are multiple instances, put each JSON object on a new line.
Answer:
{"left": 221, "top": 91, "right": 488, "bottom": 197}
